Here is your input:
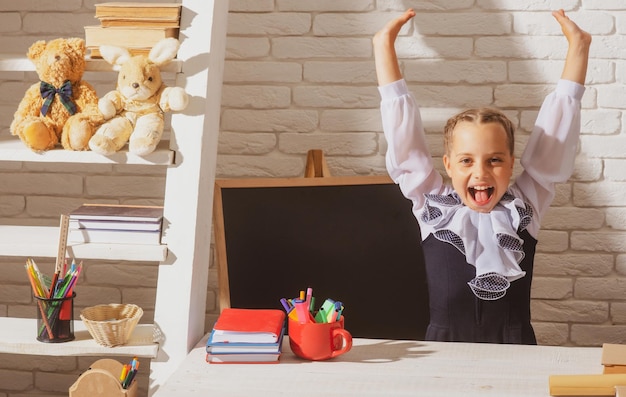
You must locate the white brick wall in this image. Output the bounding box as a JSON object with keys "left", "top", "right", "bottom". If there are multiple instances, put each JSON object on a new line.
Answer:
{"left": 1, "top": 0, "right": 626, "bottom": 394}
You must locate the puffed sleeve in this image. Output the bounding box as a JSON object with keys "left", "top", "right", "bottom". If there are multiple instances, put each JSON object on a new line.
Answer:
{"left": 379, "top": 79, "right": 444, "bottom": 209}
{"left": 516, "top": 79, "right": 585, "bottom": 222}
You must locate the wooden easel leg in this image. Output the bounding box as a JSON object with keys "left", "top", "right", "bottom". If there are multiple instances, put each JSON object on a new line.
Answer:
{"left": 304, "top": 149, "right": 331, "bottom": 177}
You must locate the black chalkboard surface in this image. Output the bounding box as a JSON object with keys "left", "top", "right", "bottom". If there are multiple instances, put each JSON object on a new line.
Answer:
{"left": 213, "top": 176, "right": 429, "bottom": 340}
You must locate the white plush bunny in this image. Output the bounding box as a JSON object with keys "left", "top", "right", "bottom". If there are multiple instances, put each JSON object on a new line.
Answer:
{"left": 89, "top": 38, "right": 188, "bottom": 156}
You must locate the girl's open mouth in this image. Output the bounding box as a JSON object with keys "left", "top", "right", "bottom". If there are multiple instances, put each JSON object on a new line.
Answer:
{"left": 469, "top": 186, "right": 494, "bottom": 205}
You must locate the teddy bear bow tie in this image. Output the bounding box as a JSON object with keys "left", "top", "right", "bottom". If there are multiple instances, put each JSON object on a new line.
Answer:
{"left": 40, "top": 80, "right": 77, "bottom": 116}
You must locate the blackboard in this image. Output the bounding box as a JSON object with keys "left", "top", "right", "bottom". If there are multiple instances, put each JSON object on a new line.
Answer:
{"left": 213, "top": 175, "right": 429, "bottom": 340}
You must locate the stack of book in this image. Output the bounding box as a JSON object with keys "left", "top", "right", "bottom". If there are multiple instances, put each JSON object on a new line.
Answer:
{"left": 206, "top": 308, "right": 286, "bottom": 364}
{"left": 85, "top": 2, "right": 182, "bottom": 58}
{"left": 68, "top": 204, "right": 164, "bottom": 245}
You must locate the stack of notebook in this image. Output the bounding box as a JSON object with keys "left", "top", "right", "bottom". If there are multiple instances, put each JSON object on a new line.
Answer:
{"left": 205, "top": 308, "right": 286, "bottom": 364}
{"left": 68, "top": 204, "right": 163, "bottom": 245}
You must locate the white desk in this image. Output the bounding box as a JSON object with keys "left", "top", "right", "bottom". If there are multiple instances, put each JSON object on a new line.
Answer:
{"left": 153, "top": 334, "right": 603, "bottom": 396}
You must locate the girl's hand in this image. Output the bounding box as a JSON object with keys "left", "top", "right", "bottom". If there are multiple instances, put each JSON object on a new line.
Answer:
{"left": 552, "top": 9, "right": 591, "bottom": 49}
{"left": 552, "top": 9, "right": 591, "bottom": 85}
{"left": 373, "top": 8, "right": 416, "bottom": 48}
{"left": 373, "top": 9, "right": 416, "bottom": 86}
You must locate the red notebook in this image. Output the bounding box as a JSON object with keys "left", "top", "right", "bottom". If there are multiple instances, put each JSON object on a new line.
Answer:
{"left": 211, "top": 308, "right": 286, "bottom": 343}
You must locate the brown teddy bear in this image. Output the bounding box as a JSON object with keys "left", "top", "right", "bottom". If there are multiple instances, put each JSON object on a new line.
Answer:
{"left": 10, "top": 38, "right": 102, "bottom": 152}
{"left": 89, "top": 37, "right": 188, "bottom": 156}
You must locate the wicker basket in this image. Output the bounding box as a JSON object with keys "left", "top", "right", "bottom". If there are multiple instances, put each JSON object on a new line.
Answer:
{"left": 80, "top": 304, "right": 143, "bottom": 347}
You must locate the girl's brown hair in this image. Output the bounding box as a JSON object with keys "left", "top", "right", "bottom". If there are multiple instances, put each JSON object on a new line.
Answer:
{"left": 443, "top": 108, "right": 515, "bottom": 155}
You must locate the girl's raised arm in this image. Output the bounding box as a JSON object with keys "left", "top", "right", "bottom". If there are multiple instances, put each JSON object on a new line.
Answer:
{"left": 373, "top": 9, "right": 416, "bottom": 86}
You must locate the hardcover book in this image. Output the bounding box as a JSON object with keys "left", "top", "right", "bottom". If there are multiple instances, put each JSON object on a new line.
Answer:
{"left": 99, "top": 18, "right": 180, "bottom": 28}
{"left": 89, "top": 47, "right": 151, "bottom": 58}
{"left": 69, "top": 204, "right": 163, "bottom": 222}
{"left": 206, "top": 328, "right": 284, "bottom": 354}
{"left": 211, "top": 308, "right": 286, "bottom": 344}
{"left": 84, "top": 25, "right": 179, "bottom": 49}
{"left": 69, "top": 218, "right": 162, "bottom": 232}
{"left": 205, "top": 352, "right": 281, "bottom": 364}
{"left": 95, "top": 2, "right": 182, "bottom": 20}
{"left": 69, "top": 228, "right": 162, "bottom": 245}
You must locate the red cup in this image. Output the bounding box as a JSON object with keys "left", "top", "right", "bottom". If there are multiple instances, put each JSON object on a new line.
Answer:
{"left": 288, "top": 317, "right": 352, "bottom": 361}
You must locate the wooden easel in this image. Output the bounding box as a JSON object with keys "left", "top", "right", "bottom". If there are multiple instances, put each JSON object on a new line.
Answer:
{"left": 304, "top": 149, "right": 331, "bottom": 177}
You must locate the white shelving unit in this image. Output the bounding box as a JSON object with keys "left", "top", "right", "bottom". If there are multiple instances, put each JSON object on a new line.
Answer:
{"left": 0, "top": 1, "right": 228, "bottom": 394}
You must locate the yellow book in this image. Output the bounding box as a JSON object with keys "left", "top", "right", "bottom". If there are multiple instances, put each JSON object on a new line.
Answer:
{"left": 99, "top": 18, "right": 180, "bottom": 28}
{"left": 88, "top": 46, "right": 152, "bottom": 58}
{"left": 95, "top": 2, "right": 181, "bottom": 20}
{"left": 84, "top": 25, "right": 179, "bottom": 49}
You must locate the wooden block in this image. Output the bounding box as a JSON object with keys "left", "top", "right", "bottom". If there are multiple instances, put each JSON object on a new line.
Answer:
{"left": 604, "top": 365, "right": 626, "bottom": 374}
{"left": 549, "top": 374, "right": 626, "bottom": 396}
{"left": 603, "top": 344, "right": 626, "bottom": 373}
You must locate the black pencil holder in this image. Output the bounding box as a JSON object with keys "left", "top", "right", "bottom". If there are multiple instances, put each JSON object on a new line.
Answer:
{"left": 35, "top": 292, "right": 75, "bottom": 342}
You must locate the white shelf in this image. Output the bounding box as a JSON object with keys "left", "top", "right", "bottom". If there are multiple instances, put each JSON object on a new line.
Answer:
{"left": 0, "top": 3, "right": 227, "bottom": 394}
{"left": 0, "top": 226, "right": 167, "bottom": 262}
{"left": 0, "top": 318, "right": 159, "bottom": 357}
{"left": 0, "top": 53, "right": 182, "bottom": 73}
{"left": 0, "top": 53, "right": 177, "bottom": 165}
{"left": 0, "top": 136, "right": 174, "bottom": 165}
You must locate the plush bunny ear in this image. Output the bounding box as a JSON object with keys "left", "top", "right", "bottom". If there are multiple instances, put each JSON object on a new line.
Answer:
{"left": 99, "top": 45, "right": 132, "bottom": 70}
{"left": 148, "top": 38, "right": 180, "bottom": 66}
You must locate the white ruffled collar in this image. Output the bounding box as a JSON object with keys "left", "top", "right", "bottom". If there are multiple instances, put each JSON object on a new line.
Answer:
{"left": 421, "top": 191, "right": 533, "bottom": 300}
